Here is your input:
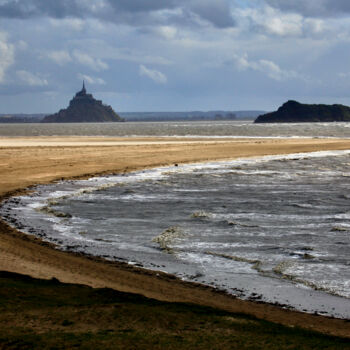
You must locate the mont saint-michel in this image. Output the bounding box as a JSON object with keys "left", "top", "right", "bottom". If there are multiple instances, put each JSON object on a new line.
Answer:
{"left": 42, "top": 83, "right": 124, "bottom": 123}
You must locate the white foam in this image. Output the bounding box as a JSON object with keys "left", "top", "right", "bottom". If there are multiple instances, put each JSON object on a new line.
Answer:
{"left": 334, "top": 212, "right": 350, "bottom": 219}
{"left": 26, "top": 202, "right": 46, "bottom": 209}
{"left": 26, "top": 149, "right": 350, "bottom": 208}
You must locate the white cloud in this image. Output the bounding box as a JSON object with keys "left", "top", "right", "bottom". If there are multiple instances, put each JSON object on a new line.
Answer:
{"left": 77, "top": 73, "right": 105, "bottom": 85}
{"left": 110, "top": 48, "right": 172, "bottom": 65}
{"left": 72, "top": 50, "right": 108, "bottom": 71}
{"left": 155, "top": 26, "right": 178, "bottom": 40}
{"left": 139, "top": 65, "right": 167, "bottom": 84}
{"left": 239, "top": 5, "right": 326, "bottom": 38}
{"left": 49, "top": 18, "right": 85, "bottom": 31}
{"left": 47, "top": 50, "right": 72, "bottom": 65}
{"left": 258, "top": 59, "right": 293, "bottom": 80}
{"left": 304, "top": 18, "right": 325, "bottom": 34}
{"left": 266, "top": 15, "right": 302, "bottom": 36}
{"left": 74, "top": 40, "right": 173, "bottom": 65}
{"left": 16, "top": 70, "right": 48, "bottom": 86}
{"left": 232, "top": 54, "right": 300, "bottom": 81}
{"left": 0, "top": 32, "right": 14, "bottom": 83}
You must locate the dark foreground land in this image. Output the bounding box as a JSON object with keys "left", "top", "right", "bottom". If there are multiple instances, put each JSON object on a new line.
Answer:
{"left": 0, "top": 271, "right": 349, "bottom": 350}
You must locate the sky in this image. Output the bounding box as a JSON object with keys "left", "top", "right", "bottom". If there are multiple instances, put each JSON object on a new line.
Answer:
{"left": 1, "top": 0, "right": 350, "bottom": 113}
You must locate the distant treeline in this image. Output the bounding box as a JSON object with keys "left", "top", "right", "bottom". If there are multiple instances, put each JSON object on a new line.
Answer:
{"left": 119, "top": 111, "right": 264, "bottom": 121}
{"left": 0, "top": 110, "right": 265, "bottom": 123}
{"left": 0, "top": 114, "right": 46, "bottom": 123}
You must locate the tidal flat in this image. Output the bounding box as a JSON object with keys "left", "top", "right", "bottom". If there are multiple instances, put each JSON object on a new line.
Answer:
{"left": 0, "top": 135, "right": 350, "bottom": 347}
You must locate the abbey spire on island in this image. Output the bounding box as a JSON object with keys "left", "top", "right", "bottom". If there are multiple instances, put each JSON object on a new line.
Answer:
{"left": 42, "top": 82, "right": 124, "bottom": 123}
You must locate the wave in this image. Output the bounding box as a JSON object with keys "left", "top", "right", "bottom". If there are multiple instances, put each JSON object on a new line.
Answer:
{"left": 204, "top": 251, "right": 263, "bottom": 273}
{"left": 226, "top": 220, "right": 259, "bottom": 228}
{"left": 190, "top": 210, "right": 212, "bottom": 219}
{"left": 273, "top": 260, "right": 350, "bottom": 299}
{"left": 36, "top": 205, "right": 72, "bottom": 219}
{"left": 152, "top": 226, "right": 185, "bottom": 253}
{"left": 331, "top": 226, "right": 350, "bottom": 232}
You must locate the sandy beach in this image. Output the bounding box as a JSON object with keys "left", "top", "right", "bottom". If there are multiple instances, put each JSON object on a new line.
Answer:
{"left": 1, "top": 136, "right": 350, "bottom": 338}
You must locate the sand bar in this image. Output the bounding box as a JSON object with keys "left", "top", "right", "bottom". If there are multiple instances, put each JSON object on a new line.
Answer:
{"left": 1, "top": 136, "right": 350, "bottom": 338}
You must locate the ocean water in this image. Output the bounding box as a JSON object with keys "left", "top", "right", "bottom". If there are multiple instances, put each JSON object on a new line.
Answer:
{"left": 2, "top": 150, "right": 350, "bottom": 319}
{"left": 0, "top": 120, "right": 350, "bottom": 137}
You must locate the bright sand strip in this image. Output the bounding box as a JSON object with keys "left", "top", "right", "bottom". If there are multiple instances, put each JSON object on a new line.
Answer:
{"left": 1, "top": 136, "right": 350, "bottom": 337}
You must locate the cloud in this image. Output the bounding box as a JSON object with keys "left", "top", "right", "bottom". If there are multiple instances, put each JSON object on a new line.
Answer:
{"left": 239, "top": 5, "right": 327, "bottom": 37}
{"left": 77, "top": 73, "right": 105, "bottom": 85}
{"left": 47, "top": 49, "right": 113, "bottom": 70}
{"left": 103, "top": 0, "right": 235, "bottom": 28}
{"left": 0, "top": 32, "right": 14, "bottom": 83}
{"left": 73, "top": 40, "right": 173, "bottom": 65}
{"left": 256, "top": 10, "right": 303, "bottom": 36}
{"left": 0, "top": 0, "right": 84, "bottom": 19}
{"left": 16, "top": 40, "right": 28, "bottom": 50}
{"left": 16, "top": 70, "right": 48, "bottom": 86}
{"left": 232, "top": 54, "right": 300, "bottom": 81}
{"left": 265, "top": 0, "right": 350, "bottom": 18}
{"left": 150, "top": 26, "right": 178, "bottom": 40}
{"left": 49, "top": 18, "right": 85, "bottom": 30}
{"left": 188, "top": 0, "right": 235, "bottom": 28}
{"left": 0, "top": 0, "right": 236, "bottom": 28}
{"left": 107, "top": 48, "right": 172, "bottom": 65}
{"left": 139, "top": 65, "right": 167, "bottom": 84}
{"left": 303, "top": 18, "right": 326, "bottom": 35}
{"left": 106, "top": 0, "right": 175, "bottom": 14}
{"left": 72, "top": 50, "right": 108, "bottom": 71}
{"left": 47, "top": 50, "right": 72, "bottom": 65}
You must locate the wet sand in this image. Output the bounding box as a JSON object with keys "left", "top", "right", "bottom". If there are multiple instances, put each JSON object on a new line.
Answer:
{"left": 1, "top": 136, "right": 350, "bottom": 338}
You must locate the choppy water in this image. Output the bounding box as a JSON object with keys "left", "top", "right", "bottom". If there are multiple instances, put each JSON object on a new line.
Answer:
{"left": 0, "top": 120, "right": 350, "bottom": 137}
{"left": 2, "top": 150, "right": 350, "bottom": 318}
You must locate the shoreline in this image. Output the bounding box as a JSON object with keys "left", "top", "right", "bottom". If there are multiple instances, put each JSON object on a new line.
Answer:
{"left": 1, "top": 136, "right": 350, "bottom": 337}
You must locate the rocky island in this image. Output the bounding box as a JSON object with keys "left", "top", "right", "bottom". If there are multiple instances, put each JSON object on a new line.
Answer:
{"left": 42, "top": 82, "right": 124, "bottom": 123}
{"left": 254, "top": 100, "right": 350, "bottom": 123}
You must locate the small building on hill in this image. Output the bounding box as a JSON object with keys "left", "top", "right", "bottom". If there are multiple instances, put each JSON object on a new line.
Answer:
{"left": 42, "top": 82, "right": 124, "bottom": 123}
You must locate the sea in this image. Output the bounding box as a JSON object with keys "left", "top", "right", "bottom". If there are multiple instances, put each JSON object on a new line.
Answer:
{"left": 1, "top": 120, "right": 350, "bottom": 319}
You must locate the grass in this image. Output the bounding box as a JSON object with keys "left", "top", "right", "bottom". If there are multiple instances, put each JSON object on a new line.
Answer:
{"left": 0, "top": 271, "right": 349, "bottom": 349}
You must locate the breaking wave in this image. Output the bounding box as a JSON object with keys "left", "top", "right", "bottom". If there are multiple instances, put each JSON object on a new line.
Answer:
{"left": 152, "top": 226, "right": 185, "bottom": 254}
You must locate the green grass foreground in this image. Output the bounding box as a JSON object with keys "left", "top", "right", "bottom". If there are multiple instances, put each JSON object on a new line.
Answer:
{"left": 0, "top": 271, "right": 349, "bottom": 349}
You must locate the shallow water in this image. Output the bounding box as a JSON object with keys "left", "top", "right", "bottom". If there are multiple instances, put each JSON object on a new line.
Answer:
{"left": 2, "top": 150, "right": 350, "bottom": 319}
{"left": 1, "top": 120, "right": 350, "bottom": 137}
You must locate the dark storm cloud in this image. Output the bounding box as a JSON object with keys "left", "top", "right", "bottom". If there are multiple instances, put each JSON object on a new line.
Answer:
{"left": 106, "top": 0, "right": 176, "bottom": 13}
{"left": 0, "top": 0, "right": 235, "bottom": 28}
{"left": 107, "top": 0, "right": 235, "bottom": 27}
{"left": 188, "top": 0, "right": 235, "bottom": 28}
{"left": 266, "top": 0, "right": 350, "bottom": 17}
{"left": 0, "top": 0, "right": 82, "bottom": 19}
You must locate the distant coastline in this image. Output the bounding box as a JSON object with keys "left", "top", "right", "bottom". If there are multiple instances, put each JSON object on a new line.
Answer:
{"left": 0, "top": 110, "right": 263, "bottom": 123}
{"left": 0, "top": 113, "right": 46, "bottom": 123}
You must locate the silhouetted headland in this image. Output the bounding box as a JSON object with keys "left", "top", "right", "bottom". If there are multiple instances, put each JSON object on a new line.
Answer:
{"left": 255, "top": 100, "right": 350, "bottom": 123}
